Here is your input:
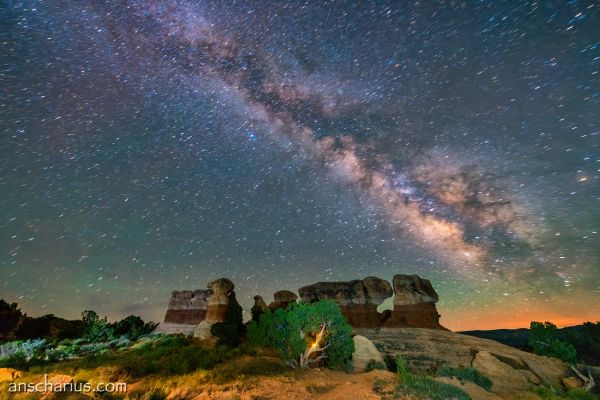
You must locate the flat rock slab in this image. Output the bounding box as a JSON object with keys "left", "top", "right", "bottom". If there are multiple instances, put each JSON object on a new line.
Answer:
{"left": 151, "top": 323, "right": 197, "bottom": 336}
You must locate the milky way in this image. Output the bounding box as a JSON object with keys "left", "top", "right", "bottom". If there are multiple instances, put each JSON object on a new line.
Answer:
{"left": 1, "top": 1, "right": 599, "bottom": 329}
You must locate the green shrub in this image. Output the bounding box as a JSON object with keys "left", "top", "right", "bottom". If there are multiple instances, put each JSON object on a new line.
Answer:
{"left": 0, "top": 340, "right": 22, "bottom": 358}
{"left": 534, "top": 386, "right": 596, "bottom": 400}
{"left": 396, "top": 355, "right": 412, "bottom": 385}
{"left": 248, "top": 300, "right": 354, "bottom": 369}
{"left": 111, "top": 315, "right": 157, "bottom": 340}
{"left": 436, "top": 365, "right": 493, "bottom": 390}
{"left": 398, "top": 376, "right": 471, "bottom": 400}
{"left": 530, "top": 321, "right": 578, "bottom": 364}
{"left": 81, "top": 310, "right": 115, "bottom": 342}
{"left": 0, "top": 351, "right": 27, "bottom": 369}
{"left": 81, "top": 310, "right": 157, "bottom": 342}
{"left": 396, "top": 355, "right": 470, "bottom": 400}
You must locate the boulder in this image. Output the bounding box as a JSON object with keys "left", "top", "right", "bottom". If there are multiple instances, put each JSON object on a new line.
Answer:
{"left": 268, "top": 290, "right": 298, "bottom": 310}
{"left": 352, "top": 335, "right": 386, "bottom": 372}
{"left": 0, "top": 368, "right": 22, "bottom": 382}
{"left": 382, "top": 274, "right": 446, "bottom": 329}
{"left": 472, "top": 350, "right": 531, "bottom": 393}
{"left": 163, "top": 289, "right": 211, "bottom": 324}
{"left": 562, "top": 376, "right": 583, "bottom": 389}
{"left": 298, "top": 276, "right": 393, "bottom": 328}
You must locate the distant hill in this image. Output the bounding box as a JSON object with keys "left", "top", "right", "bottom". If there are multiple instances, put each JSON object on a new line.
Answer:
{"left": 461, "top": 322, "right": 600, "bottom": 367}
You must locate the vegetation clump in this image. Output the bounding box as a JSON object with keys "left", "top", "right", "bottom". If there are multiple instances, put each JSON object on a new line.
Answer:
{"left": 529, "top": 322, "right": 596, "bottom": 392}
{"left": 436, "top": 365, "right": 493, "bottom": 391}
{"left": 533, "top": 386, "right": 597, "bottom": 400}
{"left": 247, "top": 300, "right": 354, "bottom": 369}
{"left": 530, "top": 321, "right": 578, "bottom": 364}
{"left": 395, "top": 355, "right": 471, "bottom": 400}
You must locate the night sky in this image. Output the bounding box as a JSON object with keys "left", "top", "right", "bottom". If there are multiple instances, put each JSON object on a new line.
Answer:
{"left": 1, "top": 1, "right": 599, "bottom": 331}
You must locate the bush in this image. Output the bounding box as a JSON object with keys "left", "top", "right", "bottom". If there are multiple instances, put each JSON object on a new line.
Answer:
{"left": 81, "top": 311, "right": 115, "bottom": 342}
{"left": 534, "top": 386, "right": 596, "bottom": 400}
{"left": 111, "top": 315, "right": 157, "bottom": 340}
{"left": 530, "top": 321, "right": 578, "bottom": 364}
{"left": 396, "top": 355, "right": 470, "bottom": 400}
{"left": 0, "top": 351, "right": 27, "bottom": 370}
{"left": 0, "top": 341, "right": 21, "bottom": 358}
{"left": 20, "top": 339, "right": 46, "bottom": 360}
{"left": 64, "top": 335, "right": 235, "bottom": 377}
{"left": 561, "top": 322, "right": 600, "bottom": 366}
{"left": 436, "top": 365, "right": 493, "bottom": 391}
{"left": 247, "top": 300, "right": 354, "bottom": 369}
{"left": 0, "top": 300, "right": 22, "bottom": 336}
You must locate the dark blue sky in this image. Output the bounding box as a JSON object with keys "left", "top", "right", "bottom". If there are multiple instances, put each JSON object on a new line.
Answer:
{"left": 1, "top": 1, "right": 598, "bottom": 330}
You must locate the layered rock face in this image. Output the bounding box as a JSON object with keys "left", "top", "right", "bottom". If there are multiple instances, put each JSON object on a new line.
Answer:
{"left": 298, "top": 276, "right": 393, "bottom": 328}
{"left": 194, "top": 278, "right": 240, "bottom": 342}
{"left": 268, "top": 290, "right": 298, "bottom": 310}
{"left": 163, "top": 290, "right": 211, "bottom": 324}
{"left": 382, "top": 274, "right": 446, "bottom": 330}
{"left": 298, "top": 274, "right": 446, "bottom": 330}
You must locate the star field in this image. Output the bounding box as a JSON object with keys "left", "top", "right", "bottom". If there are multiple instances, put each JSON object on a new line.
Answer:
{"left": 1, "top": 1, "right": 599, "bottom": 330}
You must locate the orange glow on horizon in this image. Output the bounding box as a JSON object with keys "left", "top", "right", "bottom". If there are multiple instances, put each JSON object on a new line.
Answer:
{"left": 441, "top": 308, "right": 599, "bottom": 332}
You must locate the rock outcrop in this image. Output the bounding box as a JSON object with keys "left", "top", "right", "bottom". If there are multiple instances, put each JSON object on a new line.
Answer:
{"left": 194, "top": 278, "right": 239, "bottom": 343}
{"left": 354, "top": 328, "right": 575, "bottom": 399}
{"left": 163, "top": 290, "right": 211, "bottom": 324}
{"left": 251, "top": 295, "right": 269, "bottom": 321}
{"left": 268, "top": 290, "right": 298, "bottom": 311}
{"left": 298, "top": 274, "right": 446, "bottom": 330}
{"left": 382, "top": 274, "right": 446, "bottom": 330}
{"left": 298, "top": 276, "right": 393, "bottom": 328}
{"left": 352, "top": 335, "right": 386, "bottom": 372}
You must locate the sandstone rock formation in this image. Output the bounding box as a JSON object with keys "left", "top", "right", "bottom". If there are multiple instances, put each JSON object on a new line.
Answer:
{"left": 251, "top": 295, "right": 269, "bottom": 321}
{"left": 299, "top": 276, "right": 393, "bottom": 328}
{"left": 352, "top": 335, "right": 386, "bottom": 372}
{"left": 354, "top": 327, "right": 574, "bottom": 399}
{"left": 268, "top": 290, "right": 298, "bottom": 311}
{"left": 194, "top": 278, "right": 239, "bottom": 343}
{"left": 382, "top": 274, "right": 446, "bottom": 330}
{"left": 163, "top": 289, "right": 211, "bottom": 324}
